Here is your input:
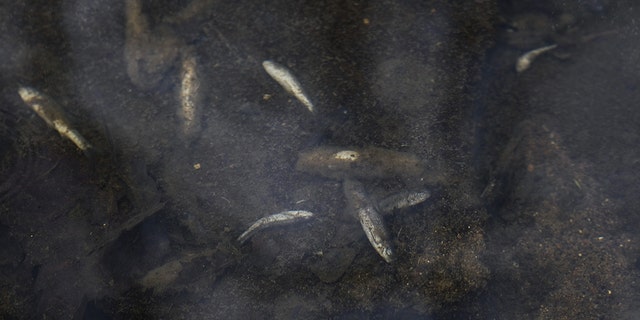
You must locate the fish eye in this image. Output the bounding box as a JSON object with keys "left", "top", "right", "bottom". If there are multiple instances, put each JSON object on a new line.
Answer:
{"left": 334, "top": 150, "right": 359, "bottom": 161}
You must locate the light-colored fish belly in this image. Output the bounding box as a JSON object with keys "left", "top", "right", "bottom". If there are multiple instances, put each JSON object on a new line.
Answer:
{"left": 178, "top": 51, "right": 202, "bottom": 137}
{"left": 516, "top": 44, "right": 558, "bottom": 73}
{"left": 52, "top": 120, "right": 92, "bottom": 151}
{"left": 18, "top": 86, "right": 93, "bottom": 153}
{"left": 262, "top": 60, "right": 314, "bottom": 113}
{"left": 237, "top": 210, "right": 314, "bottom": 244}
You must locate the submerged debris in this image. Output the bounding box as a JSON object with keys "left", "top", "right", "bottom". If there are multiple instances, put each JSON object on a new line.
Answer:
{"left": 343, "top": 179, "right": 395, "bottom": 263}
{"left": 296, "top": 146, "right": 424, "bottom": 180}
{"left": 237, "top": 210, "right": 315, "bottom": 244}
{"left": 124, "top": 0, "right": 182, "bottom": 90}
{"left": 17, "top": 86, "right": 94, "bottom": 155}
{"left": 516, "top": 44, "right": 558, "bottom": 73}
{"left": 262, "top": 60, "right": 315, "bottom": 113}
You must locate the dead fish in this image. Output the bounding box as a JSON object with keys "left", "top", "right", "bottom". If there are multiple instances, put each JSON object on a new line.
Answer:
{"left": 516, "top": 44, "right": 558, "bottom": 73}
{"left": 177, "top": 50, "right": 202, "bottom": 138}
{"left": 237, "top": 210, "right": 315, "bottom": 244}
{"left": 262, "top": 60, "right": 315, "bottom": 113}
{"left": 378, "top": 189, "right": 431, "bottom": 214}
{"left": 17, "top": 86, "right": 94, "bottom": 155}
{"left": 296, "top": 146, "right": 424, "bottom": 180}
{"left": 139, "top": 247, "right": 215, "bottom": 293}
{"left": 343, "top": 179, "right": 395, "bottom": 263}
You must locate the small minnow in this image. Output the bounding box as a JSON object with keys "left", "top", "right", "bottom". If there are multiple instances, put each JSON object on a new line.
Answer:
{"left": 237, "top": 210, "right": 315, "bottom": 244}
{"left": 343, "top": 179, "right": 395, "bottom": 263}
{"left": 262, "top": 60, "right": 315, "bottom": 113}
{"left": 177, "top": 50, "right": 202, "bottom": 138}
{"left": 378, "top": 189, "right": 431, "bottom": 214}
{"left": 17, "top": 86, "right": 94, "bottom": 155}
{"left": 516, "top": 44, "right": 558, "bottom": 73}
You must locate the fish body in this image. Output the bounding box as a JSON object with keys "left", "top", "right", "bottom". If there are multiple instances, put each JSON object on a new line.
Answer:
{"left": 378, "top": 189, "right": 431, "bottom": 214}
{"left": 262, "top": 60, "right": 314, "bottom": 113}
{"left": 296, "top": 146, "right": 424, "bottom": 180}
{"left": 177, "top": 50, "right": 202, "bottom": 138}
{"left": 237, "top": 210, "right": 314, "bottom": 244}
{"left": 516, "top": 44, "right": 558, "bottom": 73}
{"left": 343, "top": 179, "right": 395, "bottom": 263}
{"left": 18, "top": 86, "right": 93, "bottom": 154}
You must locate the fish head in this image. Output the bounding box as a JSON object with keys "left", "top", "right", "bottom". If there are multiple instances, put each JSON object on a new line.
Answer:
{"left": 376, "top": 243, "right": 395, "bottom": 263}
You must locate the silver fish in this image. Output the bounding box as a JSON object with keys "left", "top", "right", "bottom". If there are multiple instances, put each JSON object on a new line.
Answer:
{"left": 516, "top": 44, "right": 558, "bottom": 73}
{"left": 343, "top": 179, "right": 395, "bottom": 263}
{"left": 262, "top": 60, "right": 315, "bottom": 113}
{"left": 18, "top": 86, "right": 94, "bottom": 154}
{"left": 177, "top": 50, "right": 202, "bottom": 138}
{"left": 378, "top": 189, "right": 431, "bottom": 214}
{"left": 237, "top": 210, "right": 315, "bottom": 244}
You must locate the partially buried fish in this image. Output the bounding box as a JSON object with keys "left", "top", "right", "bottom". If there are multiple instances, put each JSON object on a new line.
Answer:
{"left": 18, "top": 86, "right": 94, "bottom": 156}
{"left": 262, "top": 60, "right": 315, "bottom": 113}
{"left": 296, "top": 146, "right": 425, "bottom": 180}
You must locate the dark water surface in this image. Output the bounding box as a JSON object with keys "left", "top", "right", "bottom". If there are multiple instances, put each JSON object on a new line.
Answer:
{"left": 0, "top": 0, "right": 638, "bottom": 318}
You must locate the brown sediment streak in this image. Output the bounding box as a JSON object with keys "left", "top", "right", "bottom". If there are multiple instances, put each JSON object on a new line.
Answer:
{"left": 125, "top": 0, "right": 146, "bottom": 37}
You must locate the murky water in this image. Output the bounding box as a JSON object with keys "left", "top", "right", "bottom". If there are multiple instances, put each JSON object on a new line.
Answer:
{"left": 1, "top": 0, "right": 638, "bottom": 318}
